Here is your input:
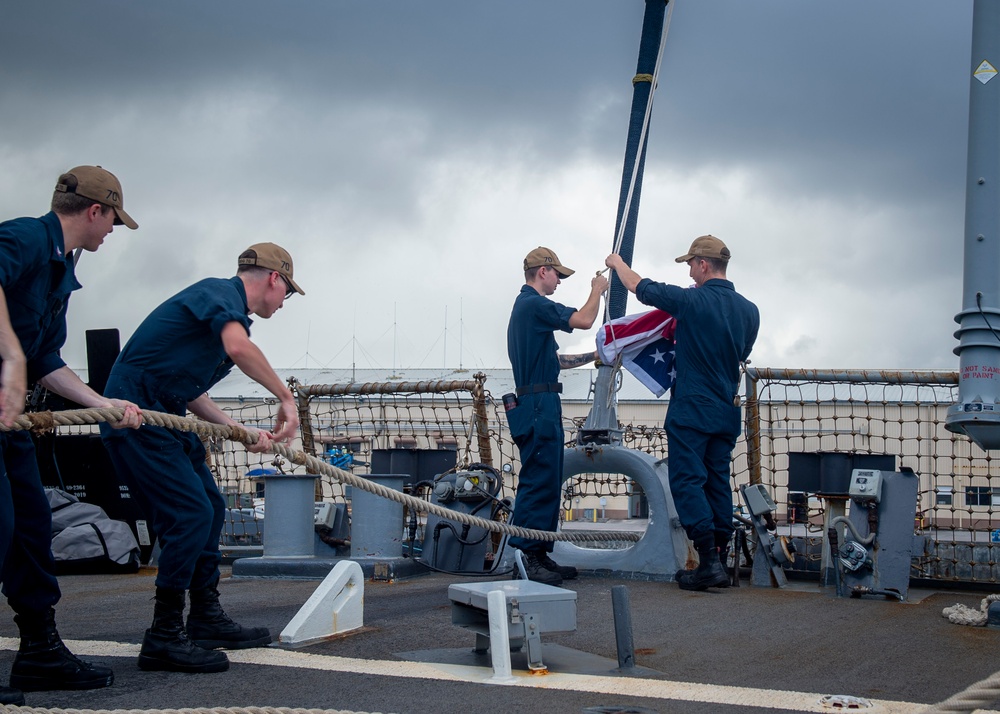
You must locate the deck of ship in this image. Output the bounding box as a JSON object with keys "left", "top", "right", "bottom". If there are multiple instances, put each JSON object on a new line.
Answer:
{"left": 0, "top": 562, "right": 997, "bottom": 714}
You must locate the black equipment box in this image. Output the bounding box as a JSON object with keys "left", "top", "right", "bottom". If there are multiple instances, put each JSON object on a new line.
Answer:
{"left": 787, "top": 452, "right": 895, "bottom": 496}
{"left": 370, "top": 448, "right": 457, "bottom": 488}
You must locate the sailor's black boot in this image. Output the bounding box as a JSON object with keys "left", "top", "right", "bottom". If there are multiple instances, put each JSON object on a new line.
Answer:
{"left": 512, "top": 550, "right": 563, "bottom": 586}
{"left": 0, "top": 685, "right": 25, "bottom": 705}
{"left": 535, "top": 552, "right": 578, "bottom": 580}
{"left": 187, "top": 577, "right": 271, "bottom": 650}
{"left": 10, "top": 607, "right": 114, "bottom": 691}
{"left": 138, "top": 587, "right": 229, "bottom": 673}
{"left": 676, "top": 537, "right": 730, "bottom": 592}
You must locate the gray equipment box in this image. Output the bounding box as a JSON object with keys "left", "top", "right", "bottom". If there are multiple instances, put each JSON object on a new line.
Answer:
{"left": 839, "top": 469, "right": 918, "bottom": 600}
{"left": 449, "top": 581, "right": 577, "bottom": 671}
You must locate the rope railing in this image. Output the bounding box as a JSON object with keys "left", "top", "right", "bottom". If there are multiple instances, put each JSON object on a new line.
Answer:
{"left": 5, "top": 407, "right": 638, "bottom": 545}
{"left": 296, "top": 380, "right": 481, "bottom": 397}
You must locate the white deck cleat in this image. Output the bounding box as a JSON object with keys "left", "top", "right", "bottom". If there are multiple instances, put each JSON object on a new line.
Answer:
{"left": 278, "top": 560, "right": 365, "bottom": 648}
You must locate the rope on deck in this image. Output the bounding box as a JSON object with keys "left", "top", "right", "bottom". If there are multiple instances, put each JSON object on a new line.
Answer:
{"left": 921, "top": 667, "right": 1000, "bottom": 713}
{"left": 925, "top": 597, "right": 1000, "bottom": 712}
{"left": 941, "top": 593, "right": 1000, "bottom": 626}
{"left": 1, "top": 407, "right": 639, "bottom": 545}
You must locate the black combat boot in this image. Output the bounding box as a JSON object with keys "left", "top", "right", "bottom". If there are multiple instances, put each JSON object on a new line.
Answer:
{"left": 138, "top": 587, "right": 229, "bottom": 673}
{"left": 186, "top": 577, "right": 271, "bottom": 650}
{"left": 676, "top": 537, "right": 729, "bottom": 592}
{"left": 9, "top": 607, "right": 114, "bottom": 691}
{"left": 0, "top": 685, "right": 25, "bottom": 705}
{"left": 536, "top": 552, "right": 578, "bottom": 580}
{"left": 512, "top": 550, "right": 562, "bottom": 586}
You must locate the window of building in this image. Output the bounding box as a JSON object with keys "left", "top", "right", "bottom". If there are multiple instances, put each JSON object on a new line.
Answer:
{"left": 935, "top": 487, "right": 953, "bottom": 507}
{"left": 992, "top": 488, "right": 1000, "bottom": 507}
{"left": 966, "top": 486, "right": 991, "bottom": 507}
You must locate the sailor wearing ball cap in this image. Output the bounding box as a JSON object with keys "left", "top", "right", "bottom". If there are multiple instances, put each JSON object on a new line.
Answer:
{"left": 101, "top": 242, "right": 305, "bottom": 673}
{"left": 0, "top": 165, "right": 143, "bottom": 700}
{"left": 606, "top": 235, "right": 758, "bottom": 592}
{"left": 505, "top": 246, "right": 607, "bottom": 585}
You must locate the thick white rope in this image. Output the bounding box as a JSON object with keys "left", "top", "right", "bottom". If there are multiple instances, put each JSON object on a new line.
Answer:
{"left": 2, "top": 408, "right": 639, "bottom": 545}
{"left": 941, "top": 593, "right": 1000, "bottom": 626}
{"left": 921, "top": 667, "right": 1000, "bottom": 713}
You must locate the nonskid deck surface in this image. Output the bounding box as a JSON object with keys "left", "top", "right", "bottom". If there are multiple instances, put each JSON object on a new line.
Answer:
{"left": 0, "top": 567, "right": 996, "bottom": 714}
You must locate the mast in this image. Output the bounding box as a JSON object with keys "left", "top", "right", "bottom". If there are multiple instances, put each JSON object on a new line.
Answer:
{"left": 608, "top": 0, "right": 669, "bottom": 319}
{"left": 584, "top": 0, "right": 669, "bottom": 438}
{"left": 947, "top": 0, "right": 1000, "bottom": 450}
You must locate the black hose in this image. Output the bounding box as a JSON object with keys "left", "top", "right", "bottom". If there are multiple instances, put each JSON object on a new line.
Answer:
{"left": 850, "top": 586, "right": 904, "bottom": 602}
{"left": 828, "top": 527, "right": 843, "bottom": 597}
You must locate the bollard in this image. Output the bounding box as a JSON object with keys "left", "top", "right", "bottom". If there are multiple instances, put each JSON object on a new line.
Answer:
{"left": 234, "top": 472, "right": 425, "bottom": 579}
{"left": 253, "top": 472, "right": 320, "bottom": 557}
{"left": 611, "top": 585, "right": 635, "bottom": 670}
{"left": 988, "top": 599, "right": 1000, "bottom": 629}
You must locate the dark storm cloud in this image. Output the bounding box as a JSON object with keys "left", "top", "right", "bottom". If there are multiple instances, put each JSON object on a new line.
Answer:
{"left": 0, "top": 1, "right": 983, "bottom": 371}
{"left": 652, "top": 3, "right": 971, "bottom": 199}
{"left": 1, "top": 2, "right": 639, "bottom": 156}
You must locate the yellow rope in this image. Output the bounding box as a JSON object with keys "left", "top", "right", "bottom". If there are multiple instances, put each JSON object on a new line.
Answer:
{"left": 4, "top": 408, "right": 639, "bottom": 545}
{"left": 632, "top": 72, "right": 654, "bottom": 84}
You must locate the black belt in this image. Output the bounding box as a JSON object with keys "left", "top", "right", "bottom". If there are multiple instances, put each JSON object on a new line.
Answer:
{"left": 515, "top": 383, "right": 563, "bottom": 397}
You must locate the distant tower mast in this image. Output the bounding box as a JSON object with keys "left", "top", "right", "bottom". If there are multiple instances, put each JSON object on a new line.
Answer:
{"left": 947, "top": 0, "right": 1000, "bottom": 450}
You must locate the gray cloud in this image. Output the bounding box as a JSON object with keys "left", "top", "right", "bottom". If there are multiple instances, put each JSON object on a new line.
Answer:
{"left": 0, "top": 0, "right": 980, "bottom": 376}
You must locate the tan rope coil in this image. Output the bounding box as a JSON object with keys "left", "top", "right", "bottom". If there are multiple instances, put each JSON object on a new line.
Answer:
{"left": 3, "top": 408, "right": 639, "bottom": 545}
{"left": 921, "top": 667, "right": 1000, "bottom": 713}
{"left": 941, "top": 593, "right": 1000, "bottom": 626}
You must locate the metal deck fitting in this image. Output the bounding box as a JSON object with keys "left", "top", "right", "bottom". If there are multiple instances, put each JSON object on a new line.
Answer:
{"left": 449, "top": 580, "right": 577, "bottom": 672}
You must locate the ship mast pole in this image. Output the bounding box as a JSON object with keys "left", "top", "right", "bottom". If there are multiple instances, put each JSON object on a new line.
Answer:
{"left": 947, "top": 1, "right": 1000, "bottom": 450}
{"left": 584, "top": 0, "right": 670, "bottom": 438}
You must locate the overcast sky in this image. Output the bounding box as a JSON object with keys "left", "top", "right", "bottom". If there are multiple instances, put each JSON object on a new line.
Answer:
{"left": 0, "top": 1, "right": 978, "bottom": 376}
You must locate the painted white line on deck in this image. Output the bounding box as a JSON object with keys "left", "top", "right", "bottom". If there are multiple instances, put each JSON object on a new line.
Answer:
{"left": 0, "top": 638, "right": 981, "bottom": 714}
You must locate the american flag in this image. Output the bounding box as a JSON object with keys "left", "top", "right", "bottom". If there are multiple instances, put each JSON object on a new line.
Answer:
{"left": 596, "top": 309, "right": 676, "bottom": 397}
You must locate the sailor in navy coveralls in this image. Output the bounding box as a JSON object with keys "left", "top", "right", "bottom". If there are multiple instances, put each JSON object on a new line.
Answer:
{"left": 607, "top": 236, "right": 759, "bottom": 591}
{"left": 101, "top": 243, "right": 303, "bottom": 674}
{"left": 506, "top": 247, "right": 607, "bottom": 586}
{"left": 0, "top": 166, "right": 141, "bottom": 699}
